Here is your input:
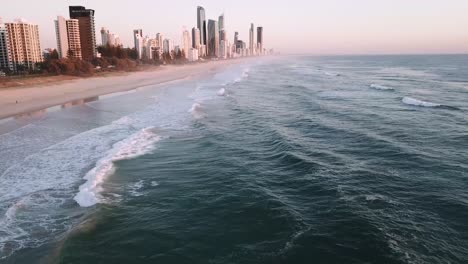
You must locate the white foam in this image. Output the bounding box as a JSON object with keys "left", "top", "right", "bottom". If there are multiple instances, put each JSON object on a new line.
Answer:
{"left": 129, "top": 180, "right": 145, "bottom": 197}
{"left": 325, "top": 71, "right": 340, "bottom": 77}
{"left": 74, "top": 128, "right": 161, "bottom": 207}
{"left": 370, "top": 84, "right": 394, "bottom": 91}
{"left": 189, "top": 103, "right": 204, "bottom": 119}
{"left": 402, "top": 97, "right": 440, "bottom": 107}
{"left": 217, "top": 88, "right": 226, "bottom": 96}
{"left": 151, "top": 181, "right": 159, "bottom": 187}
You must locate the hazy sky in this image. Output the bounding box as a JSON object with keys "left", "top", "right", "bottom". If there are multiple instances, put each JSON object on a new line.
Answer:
{"left": 2, "top": 0, "right": 468, "bottom": 54}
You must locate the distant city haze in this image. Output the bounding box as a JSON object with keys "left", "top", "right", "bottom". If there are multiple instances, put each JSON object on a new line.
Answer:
{"left": 2, "top": 0, "right": 468, "bottom": 54}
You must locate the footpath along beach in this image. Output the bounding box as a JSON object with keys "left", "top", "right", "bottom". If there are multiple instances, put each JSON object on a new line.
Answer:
{"left": 0, "top": 59, "right": 250, "bottom": 119}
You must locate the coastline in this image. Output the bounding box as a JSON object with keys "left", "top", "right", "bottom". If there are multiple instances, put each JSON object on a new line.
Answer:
{"left": 0, "top": 59, "right": 251, "bottom": 120}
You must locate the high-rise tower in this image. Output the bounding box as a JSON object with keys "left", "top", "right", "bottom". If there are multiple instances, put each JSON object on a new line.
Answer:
{"left": 249, "top": 23, "right": 255, "bottom": 55}
{"left": 69, "top": 6, "right": 96, "bottom": 60}
{"left": 197, "top": 6, "right": 207, "bottom": 46}
{"left": 257, "top": 26, "right": 263, "bottom": 54}
{"left": 207, "top": 20, "right": 219, "bottom": 57}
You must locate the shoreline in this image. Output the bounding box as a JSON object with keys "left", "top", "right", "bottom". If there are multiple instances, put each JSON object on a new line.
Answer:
{"left": 0, "top": 58, "right": 252, "bottom": 120}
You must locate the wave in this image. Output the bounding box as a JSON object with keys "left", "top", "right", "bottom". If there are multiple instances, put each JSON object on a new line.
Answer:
{"left": 189, "top": 103, "right": 204, "bottom": 119}
{"left": 370, "top": 84, "right": 394, "bottom": 91}
{"left": 74, "top": 128, "right": 161, "bottom": 207}
{"left": 402, "top": 97, "right": 440, "bottom": 107}
{"left": 401, "top": 97, "right": 460, "bottom": 110}
{"left": 325, "top": 72, "right": 340, "bottom": 77}
{"left": 217, "top": 88, "right": 226, "bottom": 96}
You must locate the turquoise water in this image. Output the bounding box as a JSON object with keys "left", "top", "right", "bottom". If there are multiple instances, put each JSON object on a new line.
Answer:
{"left": 1, "top": 55, "right": 467, "bottom": 263}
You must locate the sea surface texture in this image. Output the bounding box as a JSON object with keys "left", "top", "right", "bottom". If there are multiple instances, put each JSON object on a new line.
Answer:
{"left": 0, "top": 55, "right": 467, "bottom": 264}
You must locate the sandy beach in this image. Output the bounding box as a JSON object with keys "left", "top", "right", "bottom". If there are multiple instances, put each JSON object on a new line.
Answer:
{"left": 0, "top": 59, "right": 248, "bottom": 119}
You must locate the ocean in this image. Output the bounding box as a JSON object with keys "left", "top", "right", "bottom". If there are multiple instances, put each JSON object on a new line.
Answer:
{"left": 0, "top": 55, "right": 467, "bottom": 263}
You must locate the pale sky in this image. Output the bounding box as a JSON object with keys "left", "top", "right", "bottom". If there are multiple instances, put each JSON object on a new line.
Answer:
{"left": 2, "top": 0, "right": 468, "bottom": 54}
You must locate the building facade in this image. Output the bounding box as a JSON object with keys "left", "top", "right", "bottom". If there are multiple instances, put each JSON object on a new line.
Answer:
{"left": 0, "top": 22, "right": 13, "bottom": 72}
{"left": 192, "top": 27, "right": 200, "bottom": 49}
{"left": 182, "top": 29, "right": 191, "bottom": 59}
{"left": 54, "top": 16, "right": 69, "bottom": 58}
{"left": 69, "top": 6, "right": 96, "bottom": 61}
{"left": 257, "top": 26, "right": 263, "bottom": 54}
{"left": 207, "top": 20, "right": 219, "bottom": 58}
{"left": 55, "top": 16, "right": 82, "bottom": 59}
{"left": 133, "top": 29, "right": 143, "bottom": 59}
{"left": 65, "top": 19, "right": 82, "bottom": 59}
{"left": 197, "top": 6, "right": 207, "bottom": 47}
{"left": 6, "top": 19, "right": 43, "bottom": 71}
{"left": 249, "top": 23, "right": 255, "bottom": 56}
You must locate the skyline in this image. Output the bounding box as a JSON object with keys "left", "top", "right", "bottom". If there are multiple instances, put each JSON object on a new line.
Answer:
{"left": 1, "top": 0, "right": 468, "bottom": 55}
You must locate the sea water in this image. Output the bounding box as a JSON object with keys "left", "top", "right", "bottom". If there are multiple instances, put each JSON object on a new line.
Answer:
{"left": 0, "top": 55, "right": 467, "bottom": 264}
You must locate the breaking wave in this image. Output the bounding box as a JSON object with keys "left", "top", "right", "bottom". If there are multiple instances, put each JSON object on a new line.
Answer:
{"left": 402, "top": 97, "right": 440, "bottom": 107}
{"left": 217, "top": 88, "right": 226, "bottom": 96}
{"left": 189, "top": 103, "right": 204, "bottom": 119}
{"left": 402, "top": 97, "right": 460, "bottom": 110}
{"left": 370, "top": 84, "right": 394, "bottom": 91}
{"left": 74, "top": 128, "right": 161, "bottom": 207}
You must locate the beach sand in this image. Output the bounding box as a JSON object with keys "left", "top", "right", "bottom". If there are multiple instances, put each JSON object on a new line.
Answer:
{"left": 0, "top": 59, "right": 248, "bottom": 119}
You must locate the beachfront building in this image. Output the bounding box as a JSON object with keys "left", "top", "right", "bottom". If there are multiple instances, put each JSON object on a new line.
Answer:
{"left": 197, "top": 6, "right": 207, "bottom": 48}
{"left": 65, "top": 19, "right": 82, "bottom": 59}
{"left": 188, "top": 48, "right": 199, "bottom": 62}
{"left": 133, "top": 29, "right": 143, "bottom": 59}
{"left": 69, "top": 6, "right": 96, "bottom": 61}
{"left": 257, "top": 26, "right": 263, "bottom": 54}
{"left": 182, "top": 29, "right": 191, "bottom": 59}
{"left": 199, "top": 44, "right": 206, "bottom": 58}
{"left": 249, "top": 23, "right": 255, "bottom": 56}
{"left": 192, "top": 27, "right": 200, "bottom": 50}
{"left": 5, "top": 19, "right": 43, "bottom": 71}
{"left": 100, "top": 27, "right": 120, "bottom": 46}
{"left": 207, "top": 20, "right": 219, "bottom": 58}
{"left": 55, "top": 16, "right": 82, "bottom": 59}
{"left": 54, "top": 16, "right": 69, "bottom": 58}
{"left": 0, "top": 22, "right": 13, "bottom": 72}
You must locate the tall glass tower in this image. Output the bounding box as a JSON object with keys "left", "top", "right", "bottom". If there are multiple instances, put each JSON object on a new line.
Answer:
{"left": 207, "top": 20, "right": 219, "bottom": 57}
{"left": 197, "top": 6, "right": 207, "bottom": 46}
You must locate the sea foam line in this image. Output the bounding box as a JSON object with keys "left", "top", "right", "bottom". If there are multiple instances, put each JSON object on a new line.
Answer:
{"left": 74, "top": 127, "right": 161, "bottom": 207}
{"left": 370, "top": 84, "right": 394, "bottom": 91}
{"left": 402, "top": 97, "right": 440, "bottom": 107}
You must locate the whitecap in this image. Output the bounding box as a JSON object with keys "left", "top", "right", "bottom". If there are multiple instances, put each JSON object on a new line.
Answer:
{"left": 189, "top": 103, "right": 204, "bottom": 119}
{"left": 74, "top": 128, "right": 161, "bottom": 207}
{"left": 370, "top": 84, "right": 394, "bottom": 91}
{"left": 150, "top": 181, "right": 159, "bottom": 187}
{"left": 325, "top": 72, "right": 340, "bottom": 77}
{"left": 128, "top": 180, "right": 145, "bottom": 197}
{"left": 402, "top": 97, "right": 440, "bottom": 107}
{"left": 217, "top": 88, "right": 226, "bottom": 96}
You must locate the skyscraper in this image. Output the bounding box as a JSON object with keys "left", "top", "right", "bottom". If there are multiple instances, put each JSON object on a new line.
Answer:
{"left": 218, "top": 14, "right": 225, "bottom": 31}
{"left": 54, "top": 16, "right": 69, "bottom": 58}
{"left": 55, "top": 16, "right": 82, "bottom": 59}
{"left": 234, "top": 32, "right": 239, "bottom": 45}
{"left": 66, "top": 19, "right": 82, "bottom": 59}
{"left": 192, "top": 27, "right": 200, "bottom": 49}
{"left": 5, "top": 19, "right": 43, "bottom": 71}
{"left": 69, "top": 6, "right": 96, "bottom": 61}
{"left": 207, "top": 19, "right": 219, "bottom": 58}
{"left": 133, "top": 29, "right": 143, "bottom": 59}
{"left": 197, "top": 6, "right": 207, "bottom": 46}
{"left": 100, "top": 27, "right": 109, "bottom": 46}
{"left": 249, "top": 23, "right": 255, "bottom": 56}
{"left": 182, "top": 29, "right": 191, "bottom": 59}
{"left": 0, "top": 22, "right": 13, "bottom": 72}
{"left": 257, "top": 27, "right": 263, "bottom": 54}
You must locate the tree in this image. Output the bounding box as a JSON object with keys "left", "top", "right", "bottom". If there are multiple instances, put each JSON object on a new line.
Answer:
{"left": 50, "top": 49, "right": 59, "bottom": 60}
